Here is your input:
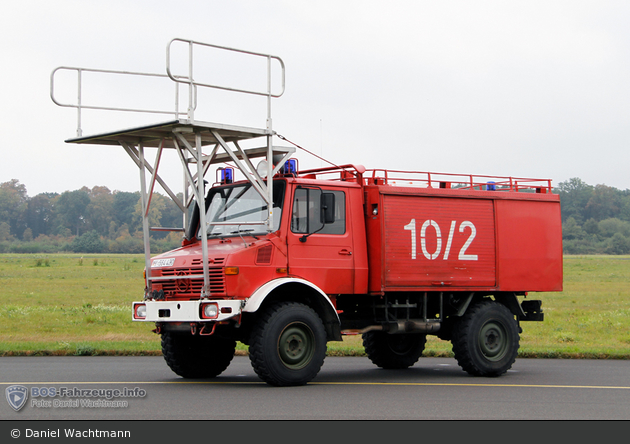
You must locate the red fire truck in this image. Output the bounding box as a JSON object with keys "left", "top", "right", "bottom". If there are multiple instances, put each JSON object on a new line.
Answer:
{"left": 52, "top": 39, "right": 563, "bottom": 386}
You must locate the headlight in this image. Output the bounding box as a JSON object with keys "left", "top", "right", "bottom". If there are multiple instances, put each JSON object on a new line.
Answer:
{"left": 200, "top": 303, "right": 219, "bottom": 319}
{"left": 134, "top": 303, "right": 147, "bottom": 319}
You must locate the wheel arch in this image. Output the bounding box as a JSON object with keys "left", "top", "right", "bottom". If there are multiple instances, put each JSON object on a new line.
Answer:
{"left": 453, "top": 292, "right": 525, "bottom": 318}
{"left": 243, "top": 278, "right": 342, "bottom": 341}
{"left": 493, "top": 293, "right": 526, "bottom": 318}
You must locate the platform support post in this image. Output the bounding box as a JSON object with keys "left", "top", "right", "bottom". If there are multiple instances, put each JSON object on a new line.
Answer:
{"left": 138, "top": 142, "right": 153, "bottom": 298}
{"left": 195, "top": 131, "right": 210, "bottom": 298}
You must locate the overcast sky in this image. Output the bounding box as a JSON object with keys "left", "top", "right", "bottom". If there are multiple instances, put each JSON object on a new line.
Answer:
{"left": 2, "top": 0, "right": 630, "bottom": 197}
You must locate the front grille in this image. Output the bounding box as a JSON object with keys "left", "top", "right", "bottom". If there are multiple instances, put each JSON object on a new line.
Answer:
{"left": 154, "top": 263, "right": 226, "bottom": 299}
{"left": 191, "top": 257, "right": 225, "bottom": 266}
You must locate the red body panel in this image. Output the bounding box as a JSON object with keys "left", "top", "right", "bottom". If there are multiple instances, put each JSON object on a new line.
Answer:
{"left": 287, "top": 230, "right": 355, "bottom": 293}
{"left": 149, "top": 236, "right": 289, "bottom": 301}
{"left": 364, "top": 185, "right": 562, "bottom": 293}
{"left": 495, "top": 199, "right": 563, "bottom": 291}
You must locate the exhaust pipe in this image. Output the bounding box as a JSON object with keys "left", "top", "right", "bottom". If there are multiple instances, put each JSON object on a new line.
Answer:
{"left": 342, "top": 320, "right": 441, "bottom": 336}
{"left": 384, "top": 320, "right": 441, "bottom": 334}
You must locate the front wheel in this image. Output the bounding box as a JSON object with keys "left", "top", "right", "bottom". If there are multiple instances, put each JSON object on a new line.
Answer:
{"left": 161, "top": 331, "right": 236, "bottom": 378}
{"left": 452, "top": 300, "right": 520, "bottom": 377}
{"left": 249, "top": 302, "right": 327, "bottom": 386}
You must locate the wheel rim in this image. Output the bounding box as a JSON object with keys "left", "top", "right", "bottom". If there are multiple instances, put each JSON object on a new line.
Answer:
{"left": 277, "top": 322, "right": 315, "bottom": 370}
{"left": 478, "top": 321, "right": 509, "bottom": 361}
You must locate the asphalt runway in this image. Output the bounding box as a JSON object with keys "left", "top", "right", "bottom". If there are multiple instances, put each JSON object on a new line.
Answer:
{"left": 1, "top": 355, "right": 629, "bottom": 420}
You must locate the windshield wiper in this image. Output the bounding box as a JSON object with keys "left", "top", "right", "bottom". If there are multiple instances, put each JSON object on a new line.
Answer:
{"left": 230, "top": 229, "right": 259, "bottom": 240}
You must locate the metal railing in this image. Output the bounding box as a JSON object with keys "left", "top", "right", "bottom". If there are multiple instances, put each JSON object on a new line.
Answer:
{"left": 166, "top": 38, "right": 285, "bottom": 129}
{"left": 50, "top": 66, "right": 193, "bottom": 137}
{"left": 288, "top": 165, "right": 553, "bottom": 193}
{"left": 50, "top": 38, "right": 286, "bottom": 137}
{"left": 365, "top": 169, "right": 553, "bottom": 192}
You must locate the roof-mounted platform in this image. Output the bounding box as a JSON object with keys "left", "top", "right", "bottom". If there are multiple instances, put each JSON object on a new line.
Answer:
{"left": 51, "top": 38, "right": 290, "bottom": 299}
{"left": 64, "top": 119, "right": 270, "bottom": 148}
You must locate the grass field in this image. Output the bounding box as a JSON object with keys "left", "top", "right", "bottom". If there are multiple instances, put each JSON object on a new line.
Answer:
{"left": 0, "top": 254, "right": 629, "bottom": 359}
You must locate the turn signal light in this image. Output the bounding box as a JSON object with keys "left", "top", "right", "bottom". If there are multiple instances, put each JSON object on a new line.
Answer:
{"left": 225, "top": 266, "right": 239, "bottom": 275}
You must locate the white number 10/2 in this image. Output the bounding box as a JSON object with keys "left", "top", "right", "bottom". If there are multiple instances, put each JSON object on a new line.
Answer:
{"left": 403, "top": 219, "right": 478, "bottom": 261}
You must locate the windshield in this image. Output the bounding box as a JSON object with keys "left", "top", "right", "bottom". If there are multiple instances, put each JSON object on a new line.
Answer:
{"left": 201, "top": 181, "right": 286, "bottom": 237}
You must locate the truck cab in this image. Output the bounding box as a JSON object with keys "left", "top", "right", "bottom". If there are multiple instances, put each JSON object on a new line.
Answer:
{"left": 137, "top": 166, "right": 370, "bottom": 341}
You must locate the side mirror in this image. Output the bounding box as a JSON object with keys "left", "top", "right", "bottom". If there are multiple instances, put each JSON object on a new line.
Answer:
{"left": 298, "top": 189, "right": 336, "bottom": 243}
{"left": 321, "top": 193, "right": 335, "bottom": 224}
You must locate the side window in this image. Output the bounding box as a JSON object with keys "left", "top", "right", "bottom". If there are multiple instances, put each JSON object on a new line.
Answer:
{"left": 291, "top": 189, "right": 346, "bottom": 235}
{"left": 323, "top": 190, "right": 346, "bottom": 235}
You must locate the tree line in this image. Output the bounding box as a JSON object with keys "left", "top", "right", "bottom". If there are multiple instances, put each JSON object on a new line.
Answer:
{"left": 556, "top": 178, "right": 630, "bottom": 254}
{"left": 1, "top": 177, "right": 630, "bottom": 254}
{"left": 0, "top": 179, "right": 183, "bottom": 254}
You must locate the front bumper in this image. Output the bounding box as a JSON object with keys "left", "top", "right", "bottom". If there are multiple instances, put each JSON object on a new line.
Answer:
{"left": 132, "top": 299, "right": 243, "bottom": 323}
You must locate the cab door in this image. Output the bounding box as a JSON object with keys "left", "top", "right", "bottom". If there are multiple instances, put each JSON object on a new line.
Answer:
{"left": 287, "top": 186, "right": 354, "bottom": 294}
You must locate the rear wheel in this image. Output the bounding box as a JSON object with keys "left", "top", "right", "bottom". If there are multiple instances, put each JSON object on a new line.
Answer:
{"left": 161, "top": 331, "right": 236, "bottom": 378}
{"left": 249, "top": 302, "right": 327, "bottom": 386}
{"left": 363, "top": 331, "right": 427, "bottom": 369}
{"left": 452, "top": 300, "right": 519, "bottom": 377}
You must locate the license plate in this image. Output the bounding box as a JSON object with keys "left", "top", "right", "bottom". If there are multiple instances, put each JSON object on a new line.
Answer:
{"left": 151, "top": 258, "right": 175, "bottom": 267}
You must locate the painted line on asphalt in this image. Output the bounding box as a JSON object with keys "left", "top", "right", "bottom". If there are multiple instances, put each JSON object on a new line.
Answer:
{"left": 310, "top": 381, "right": 630, "bottom": 390}
{"left": 1, "top": 381, "right": 629, "bottom": 390}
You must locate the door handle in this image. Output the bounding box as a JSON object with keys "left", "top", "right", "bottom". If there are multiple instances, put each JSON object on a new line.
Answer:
{"left": 338, "top": 249, "right": 352, "bottom": 256}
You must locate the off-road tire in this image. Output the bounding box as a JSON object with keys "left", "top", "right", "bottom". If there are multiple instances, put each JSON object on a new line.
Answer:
{"left": 161, "top": 331, "right": 236, "bottom": 378}
{"left": 363, "top": 331, "right": 427, "bottom": 369}
{"left": 249, "top": 302, "right": 327, "bottom": 386}
{"left": 452, "top": 300, "right": 520, "bottom": 377}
